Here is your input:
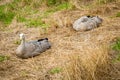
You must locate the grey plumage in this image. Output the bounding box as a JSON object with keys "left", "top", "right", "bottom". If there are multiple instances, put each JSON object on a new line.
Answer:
{"left": 73, "top": 16, "right": 103, "bottom": 31}
{"left": 16, "top": 33, "right": 51, "bottom": 59}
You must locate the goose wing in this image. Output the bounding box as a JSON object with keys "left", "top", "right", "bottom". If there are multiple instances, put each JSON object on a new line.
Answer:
{"left": 23, "top": 41, "right": 42, "bottom": 58}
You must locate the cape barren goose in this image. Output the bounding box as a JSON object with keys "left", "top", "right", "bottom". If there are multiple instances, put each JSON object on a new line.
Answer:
{"left": 16, "top": 33, "right": 51, "bottom": 59}
{"left": 73, "top": 16, "right": 103, "bottom": 31}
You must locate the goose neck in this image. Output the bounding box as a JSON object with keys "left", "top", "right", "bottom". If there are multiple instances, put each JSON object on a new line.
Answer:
{"left": 21, "top": 37, "right": 25, "bottom": 45}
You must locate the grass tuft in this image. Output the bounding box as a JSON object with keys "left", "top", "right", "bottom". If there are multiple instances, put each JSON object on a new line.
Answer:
{"left": 112, "top": 38, "right": 120, "bottom": 51}
{"left": 48, "top": 2, "right": 73, "bottom": 12}
{"left": 112, "top": 53, "right": 120, "bottom": 63}
{"left": 111, "top": 38, "right": 120, "bottom": 62}
{"left": 116, "top": 12, "right": 120, "bottom": 17}
{"left": 0, "top": 5, "right": 15, "bottom": 25}
{"left": 26, "top": 19, "right": 44, "bottom": 28}
{"left": 17, "top": 16, "right": 27, "bottom": 22}
{"left": 50, "top": 67, "right": 62, "bottom": 74}
{"left": 0, "top": 55, "right": 10, "bottom": 62}
{"left": 14, "top": 40, "right": 21, "bottom": 45}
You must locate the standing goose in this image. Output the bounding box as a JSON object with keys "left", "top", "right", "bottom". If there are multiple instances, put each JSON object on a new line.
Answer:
{"left": 16, "top": 33, "right": 51, "bottom": 59}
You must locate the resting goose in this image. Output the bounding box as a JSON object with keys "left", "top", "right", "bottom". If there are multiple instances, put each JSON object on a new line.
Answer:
{"left": 16, "top": 33, "right": 51, "bottom": 59}
{"left": 73, "top": 16, "right": 103, "bottom": 31}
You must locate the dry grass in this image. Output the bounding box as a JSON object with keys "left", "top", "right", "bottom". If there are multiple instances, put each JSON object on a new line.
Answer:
{"left": 64, "top": 44, "right": 110, "bottom": 80}
{"left": 0, "top": 0, "right": 120, "bottom": 80}
{"left": 0, "top": 0, "right": 13, "bottom": 5}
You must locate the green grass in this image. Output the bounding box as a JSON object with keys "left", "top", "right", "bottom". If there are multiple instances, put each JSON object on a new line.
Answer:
{"left": 16, "top": 16, "right": 27, "bottom": 22}
{"left": 116, "top": 54, "right": 120, "bottom": 61}
{"left": 26, "top": 19, "right": 44, "bottom": 27}
{"left": 112, "top": 38, "right": 120, "bottom": 62}
{"left": 0, "top": 5, "right": 15, "bottom": 25}
{"left": 27, "top": 2, "right": 73, "bottom": 27}
{"left": 0, "top": 0, "right": 23, "bottom": 25}
{"left": 47, "top": 2, "right": 73, "bottom": 13}
{"left": 0, "top": 0, "right": 22, "bottom": 25}
{"left": 47, "top": 0, "right": 57, "bottom": 6}
{"left": 14, "top": 39, "right": 21, "bottom": 45}
{"left": 55, "top": 2, "right": 73, "bottom": 10}
{"left": 46, "top": 0, "right": 68, "bottom": 6}
{"left": 112, "top": 38, "right": 120, "bottom": 51}
{"left": 21, "top": 2, "right": 73, "bottom": 28}
{"left": 0, "top": 55, "right": 10, "bottom": 62}
{"left": 0, "top": 0, "right": 39, "bottom": 25}
{"left": 0, "top": 0, "right": 73, "bottom": 28}
{"left": 50, "top": 67, "right": 62, "bottom": 74}
{"left": 38, "top": 2, "right": 73, "bottom": 19}
{"left": 116, "top": 12, "right": 120, "bottom": 17}
{"left": 112, "top": 53, "right": 120, "bottom": 63}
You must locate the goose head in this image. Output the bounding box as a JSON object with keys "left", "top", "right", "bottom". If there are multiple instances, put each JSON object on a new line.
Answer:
{"left": 92, "top": 16, "right": 103, "bottom": 24}
{"left": 19, "top": 33, "right": 25, "bottom": 40}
